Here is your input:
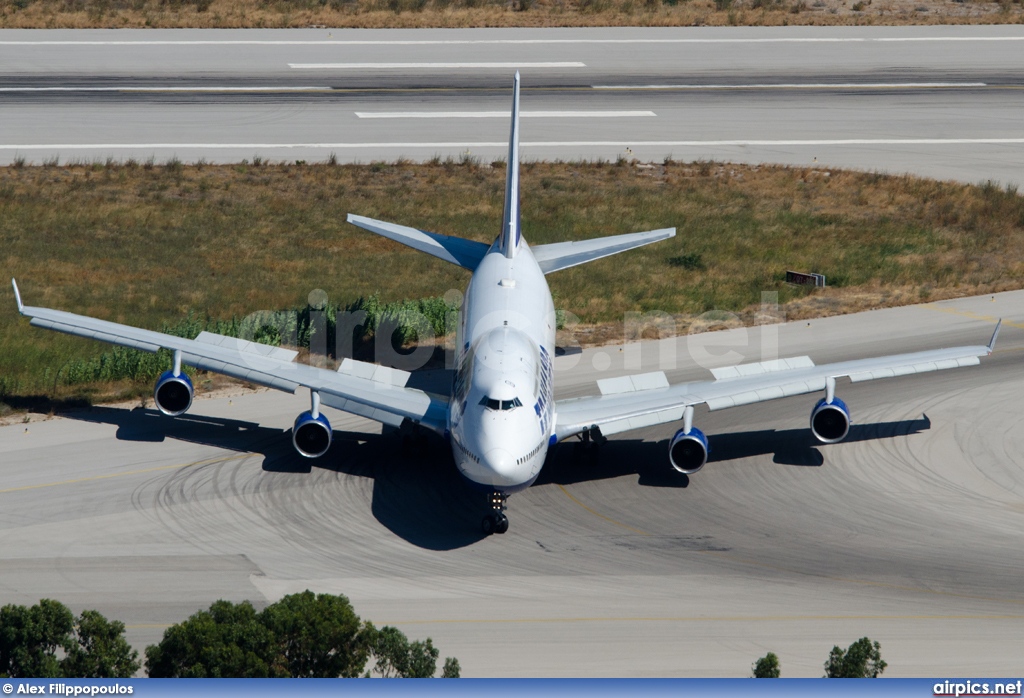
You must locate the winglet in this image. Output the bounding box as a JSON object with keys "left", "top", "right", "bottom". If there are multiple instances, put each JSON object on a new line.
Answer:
{"left": 988, "top": 319, "right": 1002, "bottom": 353}
{"left": 11, "top": 278, "right": 23, "bottom": 313}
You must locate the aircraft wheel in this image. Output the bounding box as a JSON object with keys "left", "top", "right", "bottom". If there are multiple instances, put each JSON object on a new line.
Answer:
{"left": 481, "top": 513, "right": 497, "bottom": 535}
{"left": 495, "top": 513, "right": 509, "bottom": 534}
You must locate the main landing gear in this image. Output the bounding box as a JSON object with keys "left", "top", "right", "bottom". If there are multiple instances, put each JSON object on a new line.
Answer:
{"left": 573, "top": 425, "right": 606, "bottom": 464}
{"left": 482, "top": 491, "right": 509, "bottom": 535}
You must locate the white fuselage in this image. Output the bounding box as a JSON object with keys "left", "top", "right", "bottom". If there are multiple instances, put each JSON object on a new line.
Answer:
{"left": 448, "top": 242, "right": 556, "bottom": 493}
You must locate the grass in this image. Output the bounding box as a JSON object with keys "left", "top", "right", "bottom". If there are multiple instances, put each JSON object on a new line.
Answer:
{"left": 0, "top": 0, "right": 1021, "bottom": 28}
{"left": 2, "top": 158, "right": 1024, "bottom": 408}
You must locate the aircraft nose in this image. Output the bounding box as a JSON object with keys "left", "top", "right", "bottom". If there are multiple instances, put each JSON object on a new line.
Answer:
{"left": 483, "top": 448, "right": 522, "bottom": 486}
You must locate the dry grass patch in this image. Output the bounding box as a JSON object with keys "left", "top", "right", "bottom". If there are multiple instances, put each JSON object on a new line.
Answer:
{"left": 2, "top": 157, "right": 1024, "bottom": 405}
{"left": 0, "top": 0, "right": 1022, "bottom": 27}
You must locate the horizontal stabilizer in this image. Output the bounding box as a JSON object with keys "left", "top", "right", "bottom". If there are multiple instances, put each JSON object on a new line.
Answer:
{"left": 532, "top": 228, "right": 675, "bottom": 274}
{"left": 347, "top": 214, "right": 490, "bottom": 271}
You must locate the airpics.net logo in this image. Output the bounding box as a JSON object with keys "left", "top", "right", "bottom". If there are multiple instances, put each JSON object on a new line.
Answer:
{"left": 229, "top": 288, "right": 786, "bottom": 376}
{"left": 935, "top": 680, "right": 1024, "bottom": 697}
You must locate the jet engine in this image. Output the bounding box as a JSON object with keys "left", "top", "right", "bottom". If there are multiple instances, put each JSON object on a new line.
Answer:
{"left": 293, "top": 410, "right": 332, "bottom": 458}
{"left": 669, "top": 427, "right": 709, "bottom": 474}
{"left": 810, "top": 397, "right": 851, "bottom": 444}
{"left": 153, "top": 370, "right": 194, "bottom": 416}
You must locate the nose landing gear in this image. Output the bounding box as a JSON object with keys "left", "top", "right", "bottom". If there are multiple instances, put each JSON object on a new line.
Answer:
{"left": 482, "top": 491, "right": 509, "bottom": 535}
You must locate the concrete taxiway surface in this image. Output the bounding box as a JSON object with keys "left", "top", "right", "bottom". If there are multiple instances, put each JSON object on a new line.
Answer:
{"left": 1, "top": 26, "right": 1023, "bottom": 184}
{"left": 2, "top": 291, "right": 1023, "bottom": 676}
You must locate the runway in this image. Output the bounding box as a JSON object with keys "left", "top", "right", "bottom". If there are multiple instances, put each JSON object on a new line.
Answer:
{"left": 2, "top": 291, "right": 1024, "bottom": 676}
{"left": 1, "top": 26, "right": 1024, "bottom": 184}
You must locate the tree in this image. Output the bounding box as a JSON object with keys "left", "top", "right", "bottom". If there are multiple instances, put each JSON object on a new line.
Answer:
{"left": 258, "top": 590, "right": 370, "bottom": 678}
{"left": 367, "top": 625, "right": 453, "bottom": 678}
{"left": 824, "top": 637, "right": 887, "bottom": 678}
{"left": 0, "top": 599, "right": 74, "bottom": 678}
{"left": 61, "top": 610, "right": 140, "bottom": 678}
{"left": 368, "top": 625, "right": 412, "bottom": 678}
{"left": 145, "top": 592, "right": 460, "bottom": 678}
{"left": 405, "top": 638, "right": 439, "bottom": 678}
{"left": 441, "top": 657, "right": 461, "bottom": 678}
{"left": 145, "top": 600, "right": 284, "bottom": 678}
{"left": 752, "top": 652, "right": 780, "bottom": 678}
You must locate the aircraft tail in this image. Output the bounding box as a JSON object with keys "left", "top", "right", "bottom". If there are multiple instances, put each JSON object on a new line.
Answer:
{"left": 498, "top": 72, "right": 522, "bottom": 260}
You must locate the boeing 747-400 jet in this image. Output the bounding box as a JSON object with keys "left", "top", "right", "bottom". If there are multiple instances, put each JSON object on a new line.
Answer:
{"left": 13, "top": 74, "right": 1001, "bottom": 535}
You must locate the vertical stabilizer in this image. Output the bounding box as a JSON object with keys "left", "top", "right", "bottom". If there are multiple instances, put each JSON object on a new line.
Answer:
{"left": 499, "top": 72, "right": 521, "bottom": 259}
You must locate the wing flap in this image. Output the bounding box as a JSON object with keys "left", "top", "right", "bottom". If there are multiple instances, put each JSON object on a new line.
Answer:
{"left": 338, "top": 357, "right": 411, "bottom": 387}
{"left": 705, "top": 378, "right": 827, "bottom": 411}
{"left": 195, "top": 330, "right": 299, "bottom": 363}
{"left": 710, "top": 355, "right": 814, "bottom": 380}
{"left": 848, "top": 355, "right": 980, "bottom": 382}
{"left": 597, "top": 371, "right": 668, "bottom": 395}
{"left": 597, "top": 406, "right": 689, "bottom": 437}
{"left": 30, "top": 316, "right": 163, "bottom": 353}
{"left": 320, "top": 392, "right": 406, "bottom": 428}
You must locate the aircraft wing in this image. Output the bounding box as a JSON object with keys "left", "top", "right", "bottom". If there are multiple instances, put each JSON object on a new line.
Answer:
{"left": 553, "top": 323, "right": 999, "bottom": 441}
{"left": 531, "top": 228, "right": 676, "bottom": 274}
{"left": 13, "top": 281, "right": 449, "bottom": 433}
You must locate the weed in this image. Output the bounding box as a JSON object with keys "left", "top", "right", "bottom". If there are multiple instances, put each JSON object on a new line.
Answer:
{"left": 668, "top": 253, "right": 706, "bottom": 270}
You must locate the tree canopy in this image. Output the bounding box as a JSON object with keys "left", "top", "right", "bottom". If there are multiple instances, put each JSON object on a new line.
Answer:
{"left": 0, "top": 600, "right": 139, "bottom": 678}
{"left": 824, "top": 637, "right": 888, "bottom": 678}
{"left": 146, "top": 591, "right": 460, "bottom": 678}
{"left": 752, "top": 651, "right": 780, "bottom": 678}
{"left": 260, "top": 590, "right": 369, "bottom": 678}
{"left": 145, "top": 599, "right": 283, "bottom": 678}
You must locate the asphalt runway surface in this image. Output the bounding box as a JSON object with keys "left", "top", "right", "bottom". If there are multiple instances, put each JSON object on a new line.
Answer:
{"left": 1, "top": 26, "right": 1024, "bottom": 184}
{"left": 3, "top": 291, "right": 1024, "bottom": 676}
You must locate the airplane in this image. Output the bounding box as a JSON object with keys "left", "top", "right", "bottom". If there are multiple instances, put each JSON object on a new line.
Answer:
{"left": 12, "top": 73, "right": 1002, "bottom": 535}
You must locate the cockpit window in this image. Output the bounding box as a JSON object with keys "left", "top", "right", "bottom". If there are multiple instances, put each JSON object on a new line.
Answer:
{"left": 480, "top": 396, "right": 523, "bottom": 411}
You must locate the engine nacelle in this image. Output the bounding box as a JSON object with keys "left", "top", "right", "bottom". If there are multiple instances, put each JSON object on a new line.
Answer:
{"left": 810, "top": 397, "right": 851, "bottom": 444}
{"left": 153, "top": 370, "right": 194, "bottom": 416}
{"left": 292, "top": 411, "right": 332, "bottom": 458}
{"left": 669, "top": 427, "right": 709, "bottom": 474}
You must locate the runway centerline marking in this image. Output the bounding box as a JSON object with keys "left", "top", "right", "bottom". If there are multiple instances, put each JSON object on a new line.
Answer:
{"left": 702, "top": 550, "right": 1024, "bottom": 606}
{"left": 556, "top": 484, "right": 651, "bottom": 535}
{"left": 289, "top": 62, "right": 586, "bottom": 69}
{"left": 593, "top": 82, "right": 988, "bottom": 90}
{"left": 3, "top": 37, "right": 1024, "bottom": 45}
{"left": 922, "top": 304, "right": 1024, "bottom": 331}
{"left": 4, "top": 138, "right": 1024, "bottom": 150}
{"left": 355, "top": 110, "right": 655, "bottom": 119}
{"left": 0, "top": 453, "right": 249, "bottom": 494}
